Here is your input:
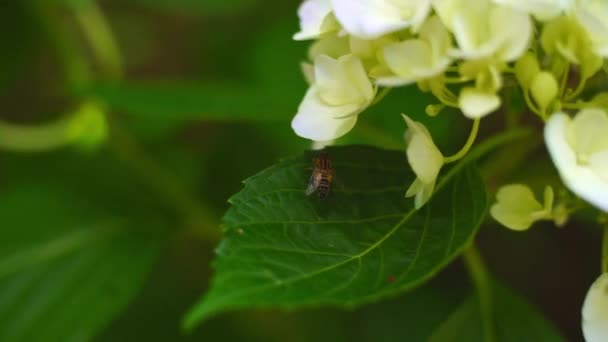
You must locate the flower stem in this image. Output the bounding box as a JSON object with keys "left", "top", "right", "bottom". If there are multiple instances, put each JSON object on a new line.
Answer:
{"left": 0, "top": 118, "right": 73, "bottom": 152}
{"left": 558, "top": 62, "right": 570, "bottom": 99}
{"left": 564, "top": 77, "right": 587, "bottom": 102}
{"left": 72, "top": 1, "right": 123, "bottom": 78}
{"left": 67, "top": 1, "right": 220, "bottom": 241}
{"left": 444, "top": 118, "right": 480, "bottom": 164}
{"left": 522, "top": 88, "right": 544, "bottom": 120}
{"left": 371, "top": 87, "right": 391, "bottom": 106}
{"left": 463, "top": 245, "right": 496, "bottom": 342}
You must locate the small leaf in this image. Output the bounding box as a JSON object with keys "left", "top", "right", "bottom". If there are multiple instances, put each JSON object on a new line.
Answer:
{"left": 429, "top": 283, "right": 565, "bottom": 341}
{"left": 184, "top": 145, "right": 488, "bottom": 328}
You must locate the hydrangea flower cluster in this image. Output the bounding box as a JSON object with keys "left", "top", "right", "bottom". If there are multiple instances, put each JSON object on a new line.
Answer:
{"left": 291, "top": 1, "right": 608, "bottom": 340}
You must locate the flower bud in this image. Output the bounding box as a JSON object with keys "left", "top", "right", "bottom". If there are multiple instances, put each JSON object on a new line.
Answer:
{"left": 530, "top": 71, "right": 558, "bottom": 112}
{"left": 515, "top": 52, "right": 540, "bottom": 89}
{"left": 66, "top": 101, "right": 108, "bottom": 150}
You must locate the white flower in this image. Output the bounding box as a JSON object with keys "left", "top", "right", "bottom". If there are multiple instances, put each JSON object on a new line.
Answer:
{"left": 402, "top": 114, "right": 444, "bottom": 209}
{"left": 490, "top": 184, "right": 554, "bottom": 230}
{"left": 582, "top": 273, "right": 608, "bottom": 342}
{"left": 576, "top": 0, "right": 608, "bottom": 57}
{"left": 372, "top": 16, "right": 452, "bottom": 86}
{"left": 331, "top": 0, "right": 431, "bottom": 39}
{"left": 292, "top": 54, "right": 375, "bottom": 141}
{"left": 433, "top": 0, "right": 532, "bottom": 61}
{"left": 544, "top": 109, "right": 608, "bottom": 212}
{"left": 492, "top": 0, "right": 572, "bottom": 21}
{"left": 293, "top": 0, "right": 338, "bottom": 41}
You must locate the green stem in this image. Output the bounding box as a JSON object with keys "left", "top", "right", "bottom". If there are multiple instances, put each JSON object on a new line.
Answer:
{"left": 523, "top": 88, "right": 544, "bottom": 120}
{"left": 371, "top": 87, "right": 391, "bottom": 106}
{"left": 28, "top": 2, "right": 91, "bottom": 87}
{"left": 561, "top": 101, "right": 587, "bottom": 110}
{"left": 564, "top": 77, "right": 587, "bottom": 102}
{"left": 602, "top": 223, "right": 608, "bottom": 274}
{"left": 558, "top": 62, "right": 570, "bottom": 99}
{"left": 463, "top": 245, "right": 496, "bottom": 342}
{"left": 0, "top": 118, "right": 73, "bottom": 152}
{"left": 465, "top": 127, "right": 532, "bottom": 163}
{"left": 444, "top": 118, "right": 480, "bottom": 164}
{"left": 108, "top": 120, "right": 221, "bottom": 241}
{"left": 72, "top": 1, "right": 123, "bottom": 78}
{"left": 67, "top": 2, "right": 220, "bottom": 241}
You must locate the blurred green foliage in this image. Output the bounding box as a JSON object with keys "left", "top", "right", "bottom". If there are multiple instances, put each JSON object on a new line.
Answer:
{"left": 0, "top": 0, "right": 596, "bottom": 341}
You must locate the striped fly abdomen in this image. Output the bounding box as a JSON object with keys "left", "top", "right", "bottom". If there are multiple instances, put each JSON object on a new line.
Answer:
{"left": 306, "top": 151, "right": 334, "bottom": 199}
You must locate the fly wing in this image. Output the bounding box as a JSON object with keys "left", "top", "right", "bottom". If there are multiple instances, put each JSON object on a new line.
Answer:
{"left": 305, "top": 172, "right": 317, "bottom": 196}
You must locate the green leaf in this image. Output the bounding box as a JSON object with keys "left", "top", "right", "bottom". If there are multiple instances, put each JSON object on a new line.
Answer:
{"left": 429, "top": 283, "right": 565, "bottom": 342}
{"left": 0, "top": 185, "right": 164, "bottom": 342}
{"left": 184, "top": 145, "right": 488, "bottom": 328}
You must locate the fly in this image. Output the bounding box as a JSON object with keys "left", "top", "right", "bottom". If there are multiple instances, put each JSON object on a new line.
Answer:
{"left": 306, "top": 151, "right": 334, "bottom": 199}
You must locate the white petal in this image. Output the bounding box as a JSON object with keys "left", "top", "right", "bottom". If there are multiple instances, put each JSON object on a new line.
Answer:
{"left": 402, "top": 115, "right": 443, "bottom": 184}
{"left": 566, "top": 108, "right": 608, "bottom": 157}
{"left": 308, "top": 35, "right": 350, "bottom": 60}
{"left": 416, "top": 178, "right": 436, "bottom": 209}
{"left": 545, "top": 113, "right": 608, "bottom": 212}
{"left": 294, "top": 0, "right": 334, "bottom": 40}
{"left": 331, "top": 0, "right": 431, "bottom": 39}
{"left": 490, "top": 184, "right": 544, "bottom": 231}
{"left": 406, "top": 177, "right": 424, "bottom": 198}
{"left": 374, "top": 75, "right": 416, "bottom": 87}
{"left": 407, "top": 133, "right": 443, "bottom": 183}
{"left": 582, "top": 273, "right": 608, "bottom": 342}
{"left": 458, "top": 87, "right": 501, "bottom": 118}
{"left": 492, "top": 0, "right": 569, "bottom": 21}
{"left": 384, "top": 40, "right": 431, "bottom": 78}
{"left": 292, "top": 87, "right": 360, "bottom": 141}
{"left": 589, "top": 151, "right": 608, "bottom": 183}
{"left": 300, "top": 62, "right": 315, "bottom": 85}
{"left": 374, "top": 16, "right": 451, "bottom": 85}
{"left": 315, "top": 54, "right": 374, "bottom": 105}
{"left": 490, "top": 6, "right": 532, "bottom": 61}
{"left": 577, "top": 2, "right": 608, "bottom": 57}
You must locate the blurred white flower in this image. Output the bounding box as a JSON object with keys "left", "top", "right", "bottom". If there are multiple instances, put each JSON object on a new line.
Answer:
{"left": 402, "top": 114, "right": 444, "bottom": 209}
{"left": 292, "top": 54, "right": 375, "bottom": 141}
{"left": 541, "top": 16, "right": 602, "bottom": 80}
{"left": 544, "top": 109, "right": 608, "bottom": 212}
{"left": 433, "top": 0, "right": 532, "bottom": 61}
{"left": 576, "top": 0, "right": 608, "bottom": 57}
{"left": 582, "top": 273, "right": 608, "bottom": 342}
{"left": 492, "top": 0, "right": 572, "bottom": 21}
{"left": 294, "top": 0, "right": 338, "bottom": 40}
{"left": 490, "top": 184, "right": 554, "bottom": 230}
{"left": 331, "top": 0, "right": 431, "bottom": 39}
{"left": 372, "top": 16, "right": 452, "bottom": 86}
